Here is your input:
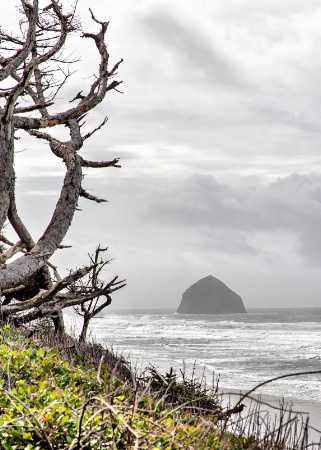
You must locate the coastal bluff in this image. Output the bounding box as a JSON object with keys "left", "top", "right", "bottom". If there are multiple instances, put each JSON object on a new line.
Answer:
{"left": 177, "top": 275, "right": 246, "bottom": 314}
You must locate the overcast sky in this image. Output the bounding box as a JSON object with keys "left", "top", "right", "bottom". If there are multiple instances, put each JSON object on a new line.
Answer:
{"left": 3, "top": 0, "right": 321, "bottom": 309}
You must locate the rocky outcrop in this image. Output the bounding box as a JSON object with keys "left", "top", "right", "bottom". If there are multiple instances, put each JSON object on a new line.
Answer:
{"left": 177, "top": 275, "right": 246, "bottom": 314}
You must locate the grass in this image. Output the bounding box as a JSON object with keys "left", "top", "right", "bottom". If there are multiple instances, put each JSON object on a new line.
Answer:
{"left": 0, "top": 323, "right": 318, "bottom": 449}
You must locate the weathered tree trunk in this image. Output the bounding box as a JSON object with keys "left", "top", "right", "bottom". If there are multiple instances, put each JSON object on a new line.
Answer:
{"left": 0, "top": 122, "right": 15, "bottom": 230}
{"left": 79, "top": 317, "right": 90, "bottom": 343}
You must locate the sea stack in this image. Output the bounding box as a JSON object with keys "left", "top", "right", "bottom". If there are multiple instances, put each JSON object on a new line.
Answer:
{"left": 177, "top": 275, "right": 246, "bottom": 314}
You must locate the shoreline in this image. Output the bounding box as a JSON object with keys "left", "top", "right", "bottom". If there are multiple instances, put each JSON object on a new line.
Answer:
{"left": 66, "top": 313, "right": 321, "bottom": 442}
{"left": 219, "top": 388, "right": 321, "bottom": 443}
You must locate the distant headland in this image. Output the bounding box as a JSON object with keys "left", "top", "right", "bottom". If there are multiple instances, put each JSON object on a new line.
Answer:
{"left": 176, "top": 275, "right": 246, "bottom": 314}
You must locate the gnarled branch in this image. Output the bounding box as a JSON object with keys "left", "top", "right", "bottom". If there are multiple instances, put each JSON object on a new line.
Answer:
{"left": 0, "top": 3, "right": 124, "bottom": 330}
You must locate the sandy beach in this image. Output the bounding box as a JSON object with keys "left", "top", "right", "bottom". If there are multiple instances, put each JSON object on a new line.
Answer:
{"left": 220, "top": 389, "right": 321, "bottom": 444}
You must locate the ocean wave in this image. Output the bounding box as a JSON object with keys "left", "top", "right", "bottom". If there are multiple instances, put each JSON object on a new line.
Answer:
{"left": 66, "top": 308, "right": 321, "bottom": 402}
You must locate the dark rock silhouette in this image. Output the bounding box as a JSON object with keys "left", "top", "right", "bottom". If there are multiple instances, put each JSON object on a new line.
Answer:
{"left": 177, "top": 275, "right": 246, "bottom": 314}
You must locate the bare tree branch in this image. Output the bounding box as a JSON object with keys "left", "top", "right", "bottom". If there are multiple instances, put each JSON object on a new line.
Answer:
{"left": 0, "top": 241, "right": 26, "bottom": 263}
{"left": 73, "top": 246, "right": 126, "bottom": 341}
{"left": 0, "top": 0, "right": 38, "bottom": 82}
{"left": 0, "top": 3, "right": 125, "bottom": 330}
{"left": 80, "top": 188, "right": 107, "bottom": 203}
{"left": 14, "top": 101, "right": 54, "bottom": 114}
{"left": 80, "top": 157, "right": 121, "bottom": 168}
{"left": 235, "top": 370, "right": 321, "bottom": 408}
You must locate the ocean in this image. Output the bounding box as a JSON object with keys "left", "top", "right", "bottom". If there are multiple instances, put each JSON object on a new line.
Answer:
{"left": 66, "top": 307, "right": 321, "bottom": 439}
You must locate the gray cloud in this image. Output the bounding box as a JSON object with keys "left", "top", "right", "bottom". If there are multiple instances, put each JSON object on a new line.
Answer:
{"left": 12, "top": 165, "right": 321, "bottom": 309}
{"left": 4, "top": 1, "right": 321, "bottom": 309}
{"left": 139, "top": 172, "right": 321, "bottom": 264}
{"left": 142, "top": 10, "right": 245, "bottom": 88}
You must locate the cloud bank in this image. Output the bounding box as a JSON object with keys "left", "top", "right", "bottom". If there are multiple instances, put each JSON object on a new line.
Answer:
{"left": 2, "top": 1, "right": 321, "bottom": 309}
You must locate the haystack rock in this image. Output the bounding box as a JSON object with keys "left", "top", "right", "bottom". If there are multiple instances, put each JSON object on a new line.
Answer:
{"left": 177, "top": 275, "right": 246, "bottom": 314}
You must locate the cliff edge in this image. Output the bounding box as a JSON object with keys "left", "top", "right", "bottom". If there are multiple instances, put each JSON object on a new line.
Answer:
{"left": 177, "top": 275, "right": 246, "bottom": 314}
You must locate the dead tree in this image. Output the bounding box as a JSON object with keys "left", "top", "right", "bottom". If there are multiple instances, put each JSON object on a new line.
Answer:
{"left": 0, "top": 1, "right": 125, "bottom": 330}
{"left": 73, "top": 246, "right": 117, "bottom": 342}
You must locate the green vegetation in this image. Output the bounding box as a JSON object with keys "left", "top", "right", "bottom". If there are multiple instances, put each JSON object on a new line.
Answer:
{"left": 0, "top": 325, "right": 314, "bottom": 449}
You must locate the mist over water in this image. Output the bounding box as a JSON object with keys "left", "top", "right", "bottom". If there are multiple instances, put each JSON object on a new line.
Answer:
{"left": 70, "top": 307, "right": 321, "bottom": 404}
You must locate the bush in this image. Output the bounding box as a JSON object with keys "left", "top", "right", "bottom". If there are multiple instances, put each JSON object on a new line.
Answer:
{"left": 0, "top": 325, "right": 315, "bottom": 449}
